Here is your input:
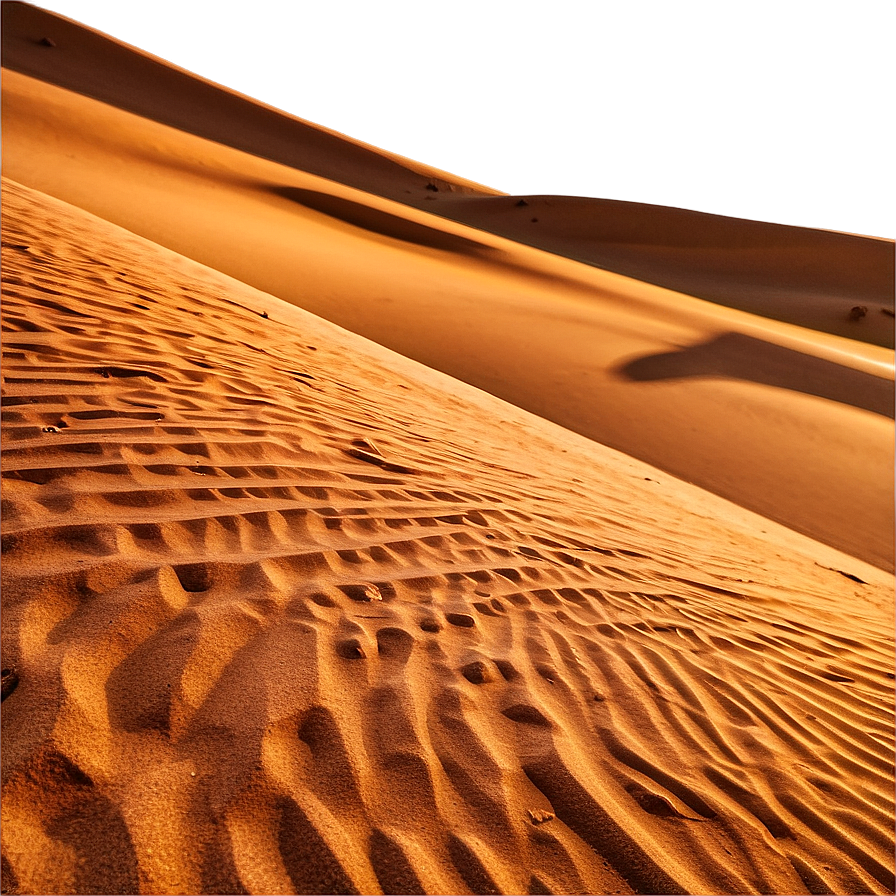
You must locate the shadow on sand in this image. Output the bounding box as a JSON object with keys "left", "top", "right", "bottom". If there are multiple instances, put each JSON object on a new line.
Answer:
{"left": 271, "top": 186, "right": 495, "bottom": 258}
{"left": 616, "top": 332, "right": 894, "bottom": 419}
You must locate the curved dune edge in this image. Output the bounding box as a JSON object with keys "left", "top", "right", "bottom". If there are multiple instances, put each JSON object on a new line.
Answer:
{"left": 2, "top": 180, "right": 894, "bottom": 895}
{"left": 2, "top": 1, "right": 893, "bottom": 350}
{"left": 424, "top": 195, "right": 895, "bottom": 349}
{"left": 0, "top": 1, "right": 500, "bottom": 201}
{"left": 3, "top": 67, "right": 893, "bottom": 571}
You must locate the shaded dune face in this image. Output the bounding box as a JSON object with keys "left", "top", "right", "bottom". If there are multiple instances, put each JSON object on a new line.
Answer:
{"left": 2, "top": 182, "right": 894, "bottom": 895}
{"left": 269, "top": 187, "right": 497, "bottom": 258}
{"left": 427, "top": 196, "right": 896, "bottom": 349}
{"left": 616, "top": 331, "right": 895, "bottom": 419}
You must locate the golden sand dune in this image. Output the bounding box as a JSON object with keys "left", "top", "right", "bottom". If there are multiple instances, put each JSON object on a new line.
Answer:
{"left": 2, "top": 181, "right": 894, "bottom": 895}
{"left": 427, "top": 195, "right": 896, "bottom": 349}
{"left": 3, "top": 62, "right": 893, "bottom": 570}
{"left": 4, "top": 0, "right": 892, "bottom": 349}
{"left": 0, "top": 1, "right": 497, "bottom": 202}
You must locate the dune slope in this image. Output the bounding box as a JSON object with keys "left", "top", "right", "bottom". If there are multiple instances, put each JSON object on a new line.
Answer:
{"left": 427, "top": 195, "right": 896, "bottom": 348}
{"left": 0, "top": 1, "right": 497, "bottom": 201}
{"left": 3, "top": 0, "right": 893, "bottom": 348}
{"left": 2, "top": 180, "right": 894, "bottom": 896}
{"left": 3, "top": 67, "right": 893, "bottom": 570}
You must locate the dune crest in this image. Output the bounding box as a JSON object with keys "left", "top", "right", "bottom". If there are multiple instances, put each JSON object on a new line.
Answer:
{"left": 427, "top": 194, "right": 895, "bottom": 348}
{"left": 0, "top": 1, "right": 498, "bottom": 202}
{"left": 2, "top": 180, "right": 893, "bottom": 895}
{"left": 3, "top": 0, "right": 892, "bottom": 352}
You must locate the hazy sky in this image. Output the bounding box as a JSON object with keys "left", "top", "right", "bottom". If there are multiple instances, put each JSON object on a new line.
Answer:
{"left": 33, "top": 0, "right": 895, "bottom": 238}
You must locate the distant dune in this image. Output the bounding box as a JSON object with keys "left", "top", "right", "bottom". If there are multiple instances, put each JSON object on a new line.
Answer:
{"left": 428, "top": 194, "right": 895, "bottom": 348}
{"left": 2, "top": 4, "right": 893, "bottom": 896}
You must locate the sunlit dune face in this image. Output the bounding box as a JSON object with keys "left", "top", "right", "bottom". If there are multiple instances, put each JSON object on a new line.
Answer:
{"left": 2, "top": 176, "right": 893, "bottom": 896}
{"left": 1, "top": 5, "right": 894, "bottom": 894}
{"left": 36, "top": 2, "right": 894, "bottom": 235}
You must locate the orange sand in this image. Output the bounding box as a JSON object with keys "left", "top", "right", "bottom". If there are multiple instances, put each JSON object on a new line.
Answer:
{"left": 1, "top": 4, "right": 894, "bottom": 895}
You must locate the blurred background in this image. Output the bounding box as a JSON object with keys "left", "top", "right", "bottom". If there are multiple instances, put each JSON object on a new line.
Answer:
{"left": 30, "top": 0, "right": 896, "bottom": 238}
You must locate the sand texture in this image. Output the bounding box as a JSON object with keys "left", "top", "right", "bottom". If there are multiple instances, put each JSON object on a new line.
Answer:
{"left": 2, "top": 180, "right": 894, "bottom": 895}
{"left": 3, "top": 64, "right": 894, "bottom": 570}
{"left": 2, "top": 4, "right": 895, "bottom": 895}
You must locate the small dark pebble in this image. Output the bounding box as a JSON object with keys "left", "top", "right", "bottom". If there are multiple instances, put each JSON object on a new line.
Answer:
{"left": 39, "top": 37, "right": 56, "bottom": 47}
{"left": 881, "top": 308, "right": 895, "bottom": 318}
{"left": 516, "top": 198, "right": 529, "bottom": 207}
{"left": 425, "top": 183, "right": 439, "bottom": 192}
{"left": 848, "top": 305, "right": 868, "bottom": 321}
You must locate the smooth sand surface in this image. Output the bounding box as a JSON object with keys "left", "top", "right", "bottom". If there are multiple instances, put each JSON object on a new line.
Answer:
{"left": 0, "top": 1, "right": 498, "bottom": 202}
{"left": 2, "top": 4, "right": 895, "bottom": 896}
{"left": 426, "top": 195, "right": 896, "bottom": 348}
{"left": 3, "top": 179, "right": 894, "bottom": 896}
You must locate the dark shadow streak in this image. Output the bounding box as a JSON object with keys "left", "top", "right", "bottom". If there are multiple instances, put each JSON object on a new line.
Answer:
{"left": 616, "top": 332, "right": 894, "bottom": 419}
{"left": 271, "top": 186, "right": 495, "bottom": 258}
{"left": 272, "top": 187, "right": 602, "bottom": 296}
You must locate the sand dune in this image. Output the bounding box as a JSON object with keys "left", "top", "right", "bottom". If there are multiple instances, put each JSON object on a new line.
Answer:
{"left": 3, "top": 179, "right": 894, "bottom": 895}
{"left": 427, "top": 195, "right": 896, "bottom": 348}
{"left": 3, "top": 65, "right": 893, "bottom": 569}
{"left": 0, "top": 1, "right": 497, "bottom": 201}
{"left": 2, "top": 4, "right": 895, "bottom": 895}
{"left": 4, "top": 1, "right": 892, "bottom": 349}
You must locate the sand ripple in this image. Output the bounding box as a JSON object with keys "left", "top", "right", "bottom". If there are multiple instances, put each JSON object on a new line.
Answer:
{"left": 2, "top": 180, "right": 893, "bottom": 894}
